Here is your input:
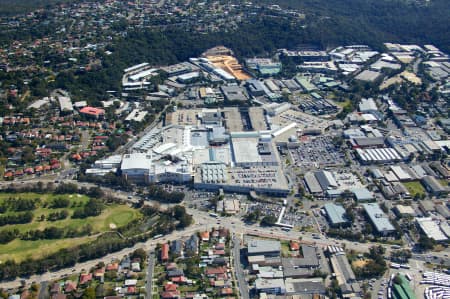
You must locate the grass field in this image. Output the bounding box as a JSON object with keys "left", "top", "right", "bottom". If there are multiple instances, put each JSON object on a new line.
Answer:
{"left": 0, "top": 192, "right": 141, "bottom": 262}
{"left": 403, "top": 181, "right": 426, "bottom": 197}
{"left": 0, "top": 237, "right": 93, "bottom": 263}
{"left": 334, "top": 98, "right": 351, "bottom": 108}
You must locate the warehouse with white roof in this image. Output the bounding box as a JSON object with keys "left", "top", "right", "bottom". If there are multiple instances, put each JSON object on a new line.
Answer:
{"left": 416, "top": 218, "right": 448, "bottom": 242}
{"left": 362, "top": 203, "right": 396, "bottom": 235}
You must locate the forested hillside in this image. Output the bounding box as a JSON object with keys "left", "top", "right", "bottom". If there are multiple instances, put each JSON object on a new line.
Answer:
{"left": 0, "top": 0, "right": 77, "bottom": 15}
{"left": 259, "top": 0, "right": 450, "bottom": 53}
{"left": 1, "top": 0, "right": 448, "bottom": 53}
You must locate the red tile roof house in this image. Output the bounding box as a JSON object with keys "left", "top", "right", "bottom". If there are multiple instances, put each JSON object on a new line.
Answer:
{"left": 214, "top": 249, "right": 226, "bottom": 255}
{"left": 170, "top": 276, "right": 187, "bottom": 283}
{"left": 200, "top": 231, "right": 210, "bottom": 242}
{"left": 94, "top": 268, "right": 105, "bottom": 280}
{"left": 161, "top": 291, "right": 181, "bottom": 299}
{"left": 3, "top": 171, "right": 13, "bottom": 179}
{"left": 126, "top": 286, "right": 136, "bottom": 295}
{"left": 221, "top": 288, "right": 234, "bottom": 296}
{"left": 185, "top": 293, "right": 195, "bottom": 299}
{"left": 106, "top": 262, "right": 119, "bottom": 271}
{"left": 20, "top": 290, "right": 30, "bottom": 299}
{"left": 24, "top": 167, "right": 34, "bottom": 175}
{"left": 80, "top": 107, "right": 105, "bottom": 119}
{"left": 216, "top": 273, "right": 229, "bottom": 280}
{"left": 50, "top": 283, "right": 60, "bottom": 295}
{"left": 64, "top": 281, "right": 77, "bottom": 293}
{"left": 290, "top": 241, "right": 300, "bottom": 251}
{"left": 79, "top": 273, "right": 92, "bottom": 285}
{"left": 205, "top": 267, "right": 227, "bottom": 277}
{"left": 161, "top": 243, "right": 169, "bottom": 262}
{"left": 164, "top": 283, "right": 178, "bottom": 292}
{"left": 166, "top": 262, "right": 177, "bottom": 270}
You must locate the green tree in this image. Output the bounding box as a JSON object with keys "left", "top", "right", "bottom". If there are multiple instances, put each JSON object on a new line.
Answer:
{"left": 82, "top": 287, "right": 96, "bottom": 299}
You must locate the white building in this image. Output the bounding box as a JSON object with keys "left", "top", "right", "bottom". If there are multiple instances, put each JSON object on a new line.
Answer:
{"left": 121, "top": 153, "right": 153, "bottom": 184}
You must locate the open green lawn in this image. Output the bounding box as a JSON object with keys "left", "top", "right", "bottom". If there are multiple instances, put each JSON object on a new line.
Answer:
{"left": 335, "top": 98, "right": 351, "bottom": 108}
{"left": 0, "top": 236, "right": 94, "bottom": 262}
{"left": 0, "top": 192, "right": 141, "bottom": 262}
{"left": 439, "top": 179, "right": 449, "bottom": 187}
{"left": 403, "top": 181, "right": 426, "bottom": 197}
{"left": 179, "top": 285, "right": 200, "bottom": 293}
{"left": 280, "top": 241, "right": 291, "bottom": 257}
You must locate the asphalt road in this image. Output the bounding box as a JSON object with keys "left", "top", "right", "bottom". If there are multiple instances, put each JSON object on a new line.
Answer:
{"left": 38, "top": 281, "right": 49, "bottom": 299}
{"left": 232, "top": 236, "right": 249, "bottom": 299}
{"left": 145, "top": 252, "right": 155, "bottom": 299}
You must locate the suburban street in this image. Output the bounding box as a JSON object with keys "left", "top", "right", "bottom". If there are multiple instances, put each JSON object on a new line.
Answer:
{"left": 232, "top": 236, "right": 249, "bottom": 299}
{"left": 145, "top": 252, "right": 155, "bottom": 299}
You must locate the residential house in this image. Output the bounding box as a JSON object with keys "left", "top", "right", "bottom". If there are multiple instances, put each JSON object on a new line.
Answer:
{"left": 79, "top": 273, "right": 92, "bottom": 285}
{"left": 64, "top": 281, "right": 77, "bottom": 293}
{"left": 200, "top": 231, "right": 210, "bottom": 242}
{"left": 185, "top": 234, "right": 199, "bottom": 256}
{"left": 161, "top": 243, "right": 170, "bottom": 262}
{"left": 131, "top": 262, "right": 141, "bottom": 272}
{"left": 170, "top": 240, "right": 183, "bottom": 257}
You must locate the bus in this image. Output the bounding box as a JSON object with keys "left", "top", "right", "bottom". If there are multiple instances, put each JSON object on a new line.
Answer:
{"left": 209, "top": 213, "right": 218, "bottom": 218}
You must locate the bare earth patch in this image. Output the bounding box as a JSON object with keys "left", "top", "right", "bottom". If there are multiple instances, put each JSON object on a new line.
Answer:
{"left": 352, "top": 259, "right": 368, "bottom": 268}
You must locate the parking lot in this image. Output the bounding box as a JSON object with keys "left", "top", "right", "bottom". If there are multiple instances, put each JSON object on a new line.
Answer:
{"left": 246, "top": 202, "right": 317, "bottom": 229}
{"left": 289, "top": 135, "right": 345, "bottom": 168}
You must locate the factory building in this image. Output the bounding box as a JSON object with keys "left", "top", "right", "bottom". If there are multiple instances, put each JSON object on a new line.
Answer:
{"left": 255, "top": 279, "right": 286, "bottom": 295}
{"left": 323, "top": 203, "right": 348, "bottom": 227}
{"left": 314, "top": 170, "right": 338, "bottom": 191}
{"left": 304, "top": 172, "right": 323, "bottom": 194}
{"left": 416, "top": 218, "right": 448, "bottom": 242}
{"left": 421, "top": 175, "right": 448, "bottom": 196}
{"left": 329, "top": 253, "right": 358, "bottom": 295}
{"left": 362, "top": 203, "right": 396, "bottom": 235}
{"left": 247, "top": 239, "right": 281, "bottom": 258}
{"left": 355, "top": 147, "right": 402, "bottom": 164}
